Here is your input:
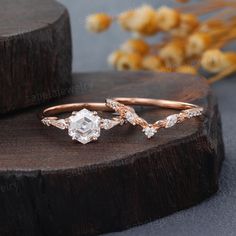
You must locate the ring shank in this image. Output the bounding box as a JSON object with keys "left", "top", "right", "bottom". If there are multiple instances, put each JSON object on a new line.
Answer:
{"left": 42, "top": 98, "right": 200, "bottom": 117}
{"left": 114, "top": 98, "right": 199, "bottom": 110}
{"left": 43, "top": 103, "right": 112, "bottom": 117}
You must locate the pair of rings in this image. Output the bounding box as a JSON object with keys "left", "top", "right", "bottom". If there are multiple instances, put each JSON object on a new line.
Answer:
{"left": 41, "top": 98, "right": 204, "bottom": 144}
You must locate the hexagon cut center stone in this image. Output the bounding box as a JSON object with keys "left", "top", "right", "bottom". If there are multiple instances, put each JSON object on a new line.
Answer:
{"left": 68, "top": 109, "right": 101, "bottom": 144}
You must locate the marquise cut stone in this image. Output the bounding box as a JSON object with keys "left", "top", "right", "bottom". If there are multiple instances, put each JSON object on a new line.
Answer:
{"left": 101, "top": 119, "right": 120, "bottom": 130}
{"left": 125, "top": 111, "right": 137, "bottom": 125}
{"left": 68, "top": 109, "right": 101, "bottom": 144}
{"left": 165, "top": 114, "right": 178, "bottom": 128}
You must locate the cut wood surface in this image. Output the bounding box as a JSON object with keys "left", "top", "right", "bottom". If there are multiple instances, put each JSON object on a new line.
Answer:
{"left": 0, "top": 72, "right": 224, "bottom": 236}
{"left": 0, "top": 0, "right": 72, "bottom": 114}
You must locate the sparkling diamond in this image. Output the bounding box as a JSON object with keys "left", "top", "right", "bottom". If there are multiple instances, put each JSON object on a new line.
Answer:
{"left": 185, "top": 108, "right": 203, "bottom": 118}
{"left": 68, "top": 109, "right": 101, "bottom": 144}
{"left": 41, "top": 118, "right": 51, "bottom": 126}
{"left": 165, "top": 114, "right": 178, "bottom": 128}
{"left": 106, "top": 99, "right": 119, "bottom": 110}
{"left": 101, "top": 119, "right": 120, "bottom": 130}
{"left": 125, "top": 111, "right": 137, "bottom": 125}
{"left": 53, "top": 119, "right": 68, "bottom": 130}
{"left": 143, "top": 126, "right": 157, "bottom": 138}
{"left": 41, "top": 118, "right": 68, "bottom": 130}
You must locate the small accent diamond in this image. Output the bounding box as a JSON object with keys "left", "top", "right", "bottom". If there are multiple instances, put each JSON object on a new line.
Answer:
{"left": 125, "top": 111, "right": 137, "bottom": 125}
{"left": 143, "top": 126, "right": 157, "bottom": 138}
{"left": 41, "top": 118, "right": 68, "bottom": 130}
{"left": 53, "top": 119, "right": 68, "bottom": 130}
{"left": 165, "top": 114, "right": 178, "bottom": 128}
{"left": 41, "top": 118, "right": 51, "bottom": 126}
{"left": 101, "top": 119, "right": 120, "bottom": 130}
{"left": 184, "top": 108, "right": 203, "bottom": 118}
{"left": 106, "top": 99, "right": 120, "bottom": 110}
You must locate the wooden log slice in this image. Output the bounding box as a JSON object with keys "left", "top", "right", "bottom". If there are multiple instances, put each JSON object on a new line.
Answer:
{"left": 0, "top": 72, "right": 224, "bottom": 236}
{"left": 0, "top": 0, "right": 72, "bottom": 114}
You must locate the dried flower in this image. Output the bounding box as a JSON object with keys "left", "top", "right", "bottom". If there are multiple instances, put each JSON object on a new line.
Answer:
{"left": 120, "top": 39, "right": 149, "bottom": 55}
{"left": 170, "top": 13, "right": 199, "bottom": 37}
{"left": 86, "top": 2, "right": 236, "bottom": 83}
{"left": 159, "top": 41, "right": 185, "bottom": 67}
{"left": 108, "top": 50, "right": 125, "bottom": 67}
{"left": 118, "top": 5, "right": 158, "bottom": 35}
{"left": 86, "top": 13, "right": 112, "bottom": 33}
{"left": 201, "top": 49, "right": 229, "bottom": 73}
{"left": 136, "top": 16, "right": 159, "bottom": 36}
{"left": 118, "top": 10, "right": 135, "bottom": 31}
{"left": 142, "top": 55, "right": 163, "bottom": 70}
{"left": 176, "top": 65, "right": 197, "bottom": 75}
{"left": 156, "top": 6, "right": 180, "bottom": 31}
{"left": 116, "top": 53, "right": 142, "bottom": 71}
{"left": 186, "top": 32, "right": 212, "bottom": 57}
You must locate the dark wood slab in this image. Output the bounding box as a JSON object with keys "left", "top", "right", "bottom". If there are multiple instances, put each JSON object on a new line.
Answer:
{"left": 0, "top": 72, "right": 224, "bottom": 236}
{"left": 0, "top": 0, "right": 72, "bottom": 114}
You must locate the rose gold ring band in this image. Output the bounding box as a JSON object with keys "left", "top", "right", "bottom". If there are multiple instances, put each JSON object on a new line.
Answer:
{"left": 113, "top": 97, "right": 200, "bottom": 110}
{"left": 42, "top": 98, "right": 200, "bottom": 117}
{"left": 106, "top": 98, "right": 204, "bottom": 138}
{"left": 41, "top": 98, "right": 203, "bottom": 143}
{"left": 42, "top": 102, "right": 112, "bottom": 117}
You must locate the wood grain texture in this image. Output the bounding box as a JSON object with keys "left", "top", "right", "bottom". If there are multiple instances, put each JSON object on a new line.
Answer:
{"left": 0, "top": 72, "right": 224, "bottom": 236}
{"left": 0, "top": 0, "right": 72, "bottom": 114}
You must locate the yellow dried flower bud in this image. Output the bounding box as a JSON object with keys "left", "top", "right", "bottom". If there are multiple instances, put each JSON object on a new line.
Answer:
{"left": 159, "top": 41, "right": 185, "bottom": 67}
{"left": 120, "top": 39, "right": 149, "bottom": 55}
{"left": 108, "top": 50, "right": 125, "bottom": 67}
{"left": 116, "top": 53, "right": 142, "bottom": 71}
{"left": 136, "top": 17, "right": 159, "bottom": 36}
{"left": 118, "top": 5, "right": 158, "bottom": 35}
{"left": 156, "top": 6, "right": 180, "bottom": 31}
{"left": 118, "top": 10, "right": 135, "bottom": 31}
{"left": 176, "top": 65, "right": 197, "bottom": 75}
{"left": 86, "top": 13, "right": 112, "bottom": 33}
{"left": 170, "top": 13, "right": 199, "bottom": 37}
{"left": 142, "top": 55, "right": 163, "bottom": 70}
{"left": 201, "top": 49, "right": 229, "bottom": 73}
{"left": 186, "top": 32, "right": 212, "bottom": 57}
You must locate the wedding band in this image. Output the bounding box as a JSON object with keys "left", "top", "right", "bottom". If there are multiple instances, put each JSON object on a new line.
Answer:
{"left": 41, "top": 102, "right": 126, "bottom": 144}
{"left": 106, "top": 98, "right": 204, "bottom": 138}
{"left": 41, "top": 98, "right": 204, "bottom": 144}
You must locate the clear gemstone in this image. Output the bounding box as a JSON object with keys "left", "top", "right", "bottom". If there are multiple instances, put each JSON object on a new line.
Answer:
{"left": 41, "top": 118, "right": 68, "bottom": 130}
{"left": 53, "top": 119, "right": 68, "bottom": 130}
{"left": 185, "top": 108, "right": 203, "bottom": 118}
{"left": 125, "top": 111, "right": 137, "bottom": 125}
{"left": 165, "top": 114, "right": 178, "bottom": 128}
{"left": 106, "top": 99, "right": 119, "bottom": 110}
{"left": 143, "top": 126, "right": 157, "bottom": 138}
{"left": 68, "top": 109, "right": 101, "bottom": 144}
{"left": 101, "top": 119, "right": 120, "bottom": 130}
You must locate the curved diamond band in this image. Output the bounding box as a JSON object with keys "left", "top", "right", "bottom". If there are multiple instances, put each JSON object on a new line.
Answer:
{"left": 106, "top": 98, "right": 204, "bottom": 139}
{"left": 41, "top": 103, "right": 125, "bottom": 144}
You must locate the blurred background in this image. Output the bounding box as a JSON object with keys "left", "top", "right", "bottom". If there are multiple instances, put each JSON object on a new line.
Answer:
{"left": 57, "top": 0, "right": 200, "bottom": 72}
{"left": 57, "top": 1, "right": 236, "bottom": 236}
